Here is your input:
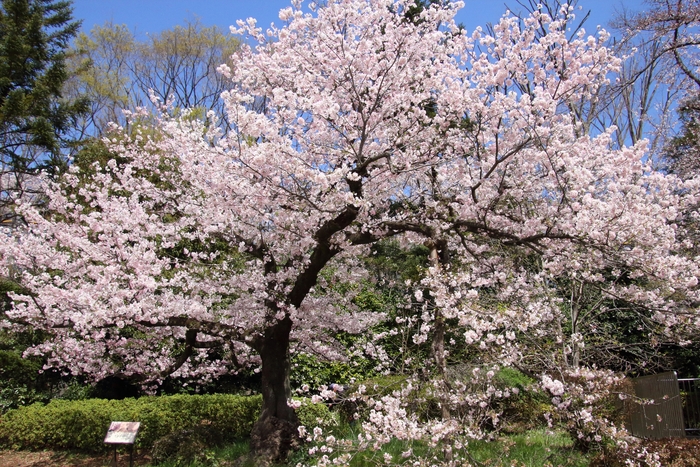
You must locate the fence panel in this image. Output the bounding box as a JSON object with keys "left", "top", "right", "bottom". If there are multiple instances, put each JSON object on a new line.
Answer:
{"left": 679, "top": 378, "right": 700, "bottom": 438}
{"left": 629, "top": 372, "right": 686, "bottom": 439}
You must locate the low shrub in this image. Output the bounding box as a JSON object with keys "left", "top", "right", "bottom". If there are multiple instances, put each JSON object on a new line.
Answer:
{"left": 294, "top": 398, "right": 340, "bottom": 429}
{"left": 493, "top": 368, "right": 552, "bottom": 434}
{"left": 0, "top": 393, "right": 332, "bottom": 453}
{"left": 150, "top": 424, "right": 224, "bottom": 466}
{"left": 0, "top": 394, "right": 333, "bottom": 452}
{"left": 123, "top": 394, "right": 260, "bottom": 450}
{"left": 337, "top": 374, "right": 410, "bottom": 422}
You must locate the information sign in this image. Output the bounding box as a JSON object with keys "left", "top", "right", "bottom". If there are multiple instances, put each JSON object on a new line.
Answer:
{"left": 104, "top": 421, "right": 141, "bottom": 445}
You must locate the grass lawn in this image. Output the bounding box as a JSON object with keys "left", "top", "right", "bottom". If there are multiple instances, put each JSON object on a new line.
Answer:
{"left": 0, "top": 431, "right": 590, "bottom": 467}
{"left": 286, "top": 429, "right": 590, "bottom": 467}
{"left": 467, "top": 429, "right": 589, "bottom": 467}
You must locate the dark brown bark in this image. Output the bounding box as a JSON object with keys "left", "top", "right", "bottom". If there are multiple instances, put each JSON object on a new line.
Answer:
{"left": 428, "top": 242, "right": 451, "bottom": 422}
{"left": 249, "top": 316, "right": 300, "bottom": 463}
{"left": 246, "top": 187, "right": 365, "bottom": 462}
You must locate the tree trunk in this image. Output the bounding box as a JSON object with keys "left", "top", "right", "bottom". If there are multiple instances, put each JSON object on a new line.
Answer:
{"left": 428, "top": 241, "right": 452, "bottom": 461}
{"left": 428, "top": 242, "right": 449, "bottom": 390}
{"left": 249, "top": 316, "right": 300, "bottom": 463}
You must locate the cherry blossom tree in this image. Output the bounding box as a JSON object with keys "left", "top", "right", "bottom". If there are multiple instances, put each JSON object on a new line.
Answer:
{"left": 1, "top": 0, "right": 699, "bottom": 462}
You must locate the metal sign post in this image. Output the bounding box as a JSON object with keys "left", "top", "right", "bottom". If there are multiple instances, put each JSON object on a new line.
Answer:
{"left": 104, "top": 421, "right": 141, "bottom": 467}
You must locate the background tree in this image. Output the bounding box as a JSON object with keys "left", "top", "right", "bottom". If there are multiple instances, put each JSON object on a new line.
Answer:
{"left": 666, "top": 96, "right": 700, "bottom": 178}
{"left": 65, "top": 19, "right": 240, "bottom": 138}
{"left": 0, "top": 0, "right": 86, "bottom": 224}
{"left": 507, "top": 0, "right": 700, "bottom": 165}
{"left": 608, "top": 0, "right": 700, "bottom": 161}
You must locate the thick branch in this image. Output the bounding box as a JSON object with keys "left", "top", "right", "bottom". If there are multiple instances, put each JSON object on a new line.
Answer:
{"left": 157, "top": 328, "right": 197, "bottom": 379}
{"left": 287, "top": 205, "right": 360, "bottom": 308}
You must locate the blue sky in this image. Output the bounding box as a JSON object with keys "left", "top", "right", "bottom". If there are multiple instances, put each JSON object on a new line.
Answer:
{"left": 71, "top": 0, "right": 645, "bottom": 39}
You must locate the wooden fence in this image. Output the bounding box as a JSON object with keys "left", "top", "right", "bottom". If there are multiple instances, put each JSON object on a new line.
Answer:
{"left": 628, "top": 372, "right": 700, "bottom": 439}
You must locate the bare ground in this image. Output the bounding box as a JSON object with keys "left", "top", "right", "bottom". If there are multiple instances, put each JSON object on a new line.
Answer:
{"left": 0, "top": 450, "right": 153, "bottom": 467}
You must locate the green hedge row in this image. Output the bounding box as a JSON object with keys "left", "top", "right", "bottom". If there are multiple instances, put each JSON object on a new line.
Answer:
{"left": 0, "top": 394, "right": 333, "bottom": 452}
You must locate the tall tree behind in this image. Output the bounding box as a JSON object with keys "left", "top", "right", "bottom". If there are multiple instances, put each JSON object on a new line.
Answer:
{"left": 66, "top": 19, "right": 240, "bottom": 137}
{"left": 0, "top": 0, "right": 86, "bottom": 223}
{"left": 506, "top": 0, "right": 700, "bottom": 166}
{"left": 609, "top": 0, "right": 700, "bottom": 161}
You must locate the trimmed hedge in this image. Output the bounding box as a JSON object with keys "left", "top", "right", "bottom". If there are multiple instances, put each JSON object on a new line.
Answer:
{"left": 0, "top": 394, "right": 262, "bottom": 451}
{"left": 0, "top": 393, "right": 335, "bottom": 452}
{"left": 0, "top": 393, "right": 337, "bottom": 453}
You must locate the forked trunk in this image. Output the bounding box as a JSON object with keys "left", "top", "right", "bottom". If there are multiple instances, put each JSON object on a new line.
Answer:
{"left": 249, "top": 317, "right": 300, "bottom": 463}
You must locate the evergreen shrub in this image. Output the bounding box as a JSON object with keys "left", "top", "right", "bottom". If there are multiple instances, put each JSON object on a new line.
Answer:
{"left": 0, "top": 393, "right": 330, "bottom": 452}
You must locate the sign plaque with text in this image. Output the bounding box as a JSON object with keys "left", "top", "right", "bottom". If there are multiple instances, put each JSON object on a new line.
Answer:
{"left": 104, "top": 421, "right": 140, "bottom": 445}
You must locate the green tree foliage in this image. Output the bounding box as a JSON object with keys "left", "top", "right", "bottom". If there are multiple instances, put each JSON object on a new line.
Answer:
{"left": 0, "top": 0, "right": 86, "bottom": 214}
{"left": 666, "top": 96, "right": 700, "bottom": 180}
{"left": 66, "top": 19, "right": 240, "bottom": 137}
{"left": 0, "top": 278, "right": 81, "bottom": 411}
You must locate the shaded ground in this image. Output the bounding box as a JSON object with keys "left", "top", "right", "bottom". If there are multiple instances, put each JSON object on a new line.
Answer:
{"left": 590, "top": 437, "right": 700, "bottom": 467}
{"left": 0, "top": 450, "right": 152, "bottom": 467}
